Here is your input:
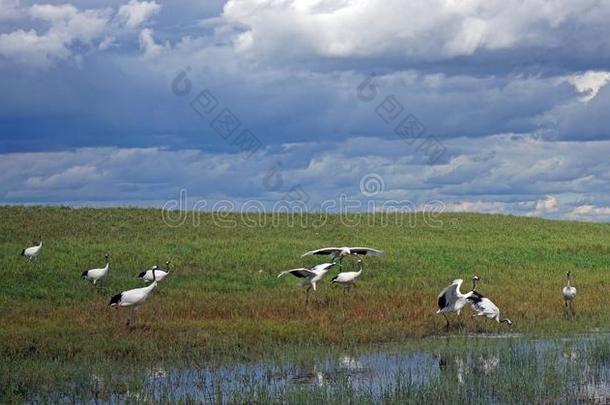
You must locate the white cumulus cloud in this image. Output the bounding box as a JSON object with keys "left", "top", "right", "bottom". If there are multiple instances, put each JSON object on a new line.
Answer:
{"left": 0, "top": 3, "right": 111, "bottom": 67}
{"left": 534, "top": 195, "right": 558, "bottom": 213}
{"left": 138, "top": 28, "right": 167, "bottom": 57}
{"left": 567, "top": 71, "right": 610, "bottom": 102}
{"left": 117, "top": 0, "right": 161, "bottom": 29}
{"left": 220, "top": 0, "right": 607, "bottom": 62}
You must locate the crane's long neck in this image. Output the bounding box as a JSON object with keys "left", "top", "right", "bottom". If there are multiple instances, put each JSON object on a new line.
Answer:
{"left": 567, "top": 274, "right": 571, "bottom": 287}
{"left": 459, "top": 283, "right": 475, "bottom": 299}
{"left": 471, "top": 278, "right": 478, "bottom": 291}
{"left": 145, "top": 280, "right": 158, "bottom": 293}
{"left": 150, "top": 280, "right": 158, "bottom": 289}
{"left": 355, "top": 262, "right": 363, "bottom": 276}
{"left": 463, "top": 290, "right": 475, "bottom": 299}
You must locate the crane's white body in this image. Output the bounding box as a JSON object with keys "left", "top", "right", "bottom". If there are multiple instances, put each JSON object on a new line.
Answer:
{"left": 562, "top": 272, "right": 577, "bottom": 314}
{"left": 278, "top": 262, "right": 335, "bottom": 290}
{"left": 468, "top": 293, "right": 512, "bottom": 325}
{"left": 331, "top": 259, "right": 363, "bottom": 289}
{"left": 110, "top": 282, "right": 157, "bottom": 308}
{"left": 278, "top": 262, "right": 336, "bottom": 303}
{"left": 22, "top": 241, "right": 42, "bottom": 259}
{"left": 141, "top": 269, "right": 168, "bottom": 283}
{"left": 563, "top": 272, "right": 576, "bottom": 301}
{"left": 82, "top": 257, "right": 109, "bottom": 285}
{"left": 437, "top": 279, "right": 474, "bottom": 315}
{"left": 139, "top": 261, "right": 171, "bottom": 283}
{"left": 562, "top": 286, "right": 576, "bottom": 301}
{"left": 109, "top": 269, "right": 159, "bottom": 325}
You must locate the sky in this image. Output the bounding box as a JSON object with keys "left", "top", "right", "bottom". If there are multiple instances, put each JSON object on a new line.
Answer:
{"left": 2, "top": 0, "right": 610, "bottom": 221}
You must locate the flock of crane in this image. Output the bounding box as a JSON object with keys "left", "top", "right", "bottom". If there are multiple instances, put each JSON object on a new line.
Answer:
{"left": 20, "top": 238, "right": 578, "bottom": 329}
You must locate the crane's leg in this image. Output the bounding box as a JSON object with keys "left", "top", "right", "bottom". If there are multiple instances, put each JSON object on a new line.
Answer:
{"left": 442, "top": 313, "right": 450, "bottom": 329}
{"left": 571, "top": 301, "right": 576, "bottom": 316}
{"left": 127, "top": 307, "right": 139, "bottom": 326}
{"left": 305, "top": 287, "right": 310, "bottom": 305}
{"left": 457, "top": 314, "right": 464, "bottom": 329}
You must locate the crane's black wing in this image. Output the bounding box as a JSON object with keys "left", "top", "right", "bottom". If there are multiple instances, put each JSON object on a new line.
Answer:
{"left": 277, "top": 268, "right": 315, "bottom": 278}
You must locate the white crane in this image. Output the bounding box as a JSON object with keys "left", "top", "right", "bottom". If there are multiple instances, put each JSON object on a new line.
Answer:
{"left": 301, "top": 247, "right": 383, "bottom": 268}
{"left": 21, "top": 236, "right": 42, "bottom": 260}
{"left": 109, "top": 267, "right": 159, "bottom": 325}
{"left": 278, "top": 262, "right": 337, "bottom": 303}
{"left": 562, "top": 271, "right": 577, "bottom": 314}
{"left": 467, "top": 291, "right": 512, "bottom": 326}
{"left": 82, "top": 253, "right": 110, "bottom": 285}
{"left": 331, "top": 259, "right": 363, "bottom": 292}
{"left": 437, "top": 276, "right": 479, "bottom": 328}
{"left": 138, "top": 261, "right": 171, "bottom": 283}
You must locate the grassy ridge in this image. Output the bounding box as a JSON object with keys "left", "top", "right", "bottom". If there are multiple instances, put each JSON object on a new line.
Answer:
{"left": 2, "top": 206, "right": 610, "bottom": 400}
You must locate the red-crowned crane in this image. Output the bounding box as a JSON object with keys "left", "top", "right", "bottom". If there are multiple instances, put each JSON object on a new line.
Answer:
{"left": 562, "top": 271, "right": 577, "bottom": 314}
{"left": 21, "top": 236, "right": 42, "bottom": 260}
{"left": 139, "top": 261, "right": 171, "bottom": 283}
{"left": 82, "top": 253, "right": 110, "bottom": 285}
{"left": 301, "top": 246, "right": 383, "bottom": 269}
{"left": 437, "top": 276, "right": 479, "bottom": 329}
{"left": 331, "top": 259, "right": 363, "bottom": 292}
{"left": 278, "top": 262, "right": 337, "bottom": 304}
{"left": 109, "top": 267, "right": 159, "bottom": 325}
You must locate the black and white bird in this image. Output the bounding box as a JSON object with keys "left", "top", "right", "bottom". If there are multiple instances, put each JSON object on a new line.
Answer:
{"left": 138, "top": 261, "right": 171, "bottom": 283}
{"left": 437, "top": 276, "right": 479, "bottom": 328}
{"left": 109, "top": 267, "right": 159, "bottom": 325}
{"left": 278, "top": 262, "right": 337, "bottom": 303}
{"left": 562, "top": 271, "right": 577, "bottom": 313}
{"left": 331, "top": 259, "right": 363, "bottom": 292}
{"left": 467, "top": 290, "right": 513, "bottom": 326}
{"left": 82, "top": 253, "right": 110, "bottom": 285}
{"left": 21, "top": 236, "right": 42, "bottom": 260}
{"left": 301, "top": 246, "right": 383, "bottom": 268}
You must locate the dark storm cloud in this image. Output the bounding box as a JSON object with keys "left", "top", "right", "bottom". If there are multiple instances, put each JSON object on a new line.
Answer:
{"left": 2, "top": 0, "right": 610, "bottom": 220}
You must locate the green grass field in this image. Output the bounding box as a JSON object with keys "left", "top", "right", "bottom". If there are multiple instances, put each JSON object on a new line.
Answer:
{"left": 2, "top": 206, "right": 610, "bottom": 402}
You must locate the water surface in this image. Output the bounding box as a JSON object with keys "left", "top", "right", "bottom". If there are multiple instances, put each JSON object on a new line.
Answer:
{"left": 79, "top": 333, "right": 610, "bottom": 403}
